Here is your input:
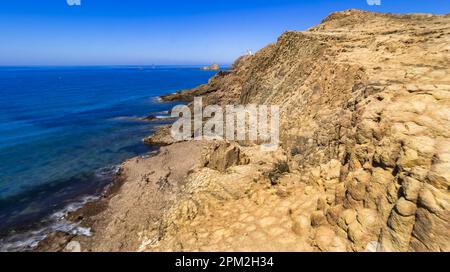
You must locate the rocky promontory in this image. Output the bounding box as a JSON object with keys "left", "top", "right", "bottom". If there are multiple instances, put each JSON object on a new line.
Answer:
{"left": 39, "top": 9, "right": 450, "bottom": 252}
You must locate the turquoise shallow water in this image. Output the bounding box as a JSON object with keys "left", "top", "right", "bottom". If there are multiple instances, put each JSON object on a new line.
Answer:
{"left": 0, "top": 66, "right": 215, "bottom": 249}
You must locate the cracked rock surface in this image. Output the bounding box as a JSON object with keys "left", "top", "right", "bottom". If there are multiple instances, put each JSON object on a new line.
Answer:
{"left": 40, "top": 10, "right": 449, "bottom": 252}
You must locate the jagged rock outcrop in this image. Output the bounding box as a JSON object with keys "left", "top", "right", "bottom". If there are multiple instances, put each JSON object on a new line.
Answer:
{"left": 40, "top": 10, "right": 449, "bottom": 252}
{"left": 143, "top": 125, "right": 177, "bottom": 145}
{"left": 160, "top": 56, "right": 251, "bottom": 104}
{"left": 202, "top": 142, "right": 249, "bottom": 172}
{"left": 150, "top": 10, "right": 449, "bottom": 252}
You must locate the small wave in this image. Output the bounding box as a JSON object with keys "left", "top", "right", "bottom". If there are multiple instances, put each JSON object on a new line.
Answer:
{"left": 109, "top": 116, "right": 147, "bottom": 122}
{"left": 154, "top": 115, "right": 172, "bottom": 119}
{"left": 95, "top": 165, "right": 120, "bottom": 178}
{"left": 110, "top": 114, "right": 173, "bottom": 122}
{"left": 0, "top": 198, "right": 95, "bottom": 252}
{"left": 0, "top": 166, "right": 119, "bottom": 252}
{"left": 0, "top": 220, "right": 92, "bottom": 252}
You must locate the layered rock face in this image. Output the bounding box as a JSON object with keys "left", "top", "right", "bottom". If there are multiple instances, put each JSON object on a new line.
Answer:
{"left": 153, "top": 10, "right": 449, "bottom": 252}
{"left": 53, "top": 10, "right": 448, "bottom": 252}
{"left": 253, "top": 10, "right": 450, "bottom": 252}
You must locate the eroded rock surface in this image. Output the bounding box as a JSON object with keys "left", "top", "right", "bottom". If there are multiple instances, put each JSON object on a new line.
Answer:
{"left": 146, "top": 10, "right": 449, "bottom": 252}
{"left": 41, "top": 10, "right": 449, "bottom": 252}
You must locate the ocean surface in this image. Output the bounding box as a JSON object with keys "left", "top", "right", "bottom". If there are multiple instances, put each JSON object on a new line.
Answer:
{"left": 0, "top": 66, "right": 216, "bottom": 251}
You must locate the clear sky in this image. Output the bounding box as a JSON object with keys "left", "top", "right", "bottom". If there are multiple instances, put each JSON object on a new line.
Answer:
{"left": 0, "top": 0, "right": 448, "bottom": 66}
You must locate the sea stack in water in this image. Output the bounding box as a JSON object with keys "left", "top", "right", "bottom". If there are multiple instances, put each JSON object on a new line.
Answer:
{"left": 200, "top": 63, "right": 219, "bottom": 71}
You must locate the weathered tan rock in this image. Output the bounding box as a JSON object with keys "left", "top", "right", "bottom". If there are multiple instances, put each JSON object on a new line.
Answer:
{"left": 380, "top": 209, "right": 416, "bottom": 252}
{"left": 203, "top": 142, "right": 249, "bottom": 172}
{"left": 401, "top": 176, "right": 422, "bottom": 202}
{"left": 39, "top": 9, "right": 450, "bottom": 252}
{"left": 146, "top": 10, "right": 450, "bottom": 252}
{"left": 311, "top": 210, "right": 327, "bottom": 227}
{"left": 201, "top": 10, "right": 449, "bottom": 252}
{"left": 64, "top": 241, "right": 81, "bottom": 252}
{"left": 320, "top": 159, "right": 341, "bottom": 180}
{"left": 291, "top": 214, "right": 311, "bottom": 236}
{"left": 395, "top": 197, "right": 417, "bottom": 217}
{"left": 143, "top": 125, "right": 178, "bottom": 145}
{"left": 314, "top": 226, "right": 347, "bottom": 252}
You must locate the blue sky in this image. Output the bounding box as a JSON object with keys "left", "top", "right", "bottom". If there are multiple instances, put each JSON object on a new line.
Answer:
{"left": 0, "top": 0, "right": 448, "bottom": 66}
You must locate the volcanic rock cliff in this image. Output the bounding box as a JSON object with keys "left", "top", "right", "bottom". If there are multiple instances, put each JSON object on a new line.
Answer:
{"left": 153, "top": 9, "right": 450, "bottom": 252}
{"left": 51, "top": 10, "right": 449, "bottom": 252}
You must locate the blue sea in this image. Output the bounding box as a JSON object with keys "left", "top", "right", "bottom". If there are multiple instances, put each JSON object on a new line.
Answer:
{"left": 0, "top": 66, "right": 216, "bottom": 251}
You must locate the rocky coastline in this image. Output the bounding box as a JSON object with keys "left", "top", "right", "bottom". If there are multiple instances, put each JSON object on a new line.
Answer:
{"left": 37, "top": 9, "right": 449, "bottom": 252}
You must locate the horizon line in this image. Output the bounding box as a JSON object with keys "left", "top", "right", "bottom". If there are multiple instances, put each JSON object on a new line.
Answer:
{"left": 0, "top": 64, "right": 232, "bottom": 68}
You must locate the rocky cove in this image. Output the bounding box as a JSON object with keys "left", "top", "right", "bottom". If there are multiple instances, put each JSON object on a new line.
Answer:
{"left": 37, "top": 9, "right": 449, "bottom": 252}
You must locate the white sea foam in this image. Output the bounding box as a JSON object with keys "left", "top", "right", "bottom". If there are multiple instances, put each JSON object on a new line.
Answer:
{"left": 155, "top": 115, "right": 171, "bottom": 119}
{"left": 0, "top": 166, "right": 118, "bottom": 252}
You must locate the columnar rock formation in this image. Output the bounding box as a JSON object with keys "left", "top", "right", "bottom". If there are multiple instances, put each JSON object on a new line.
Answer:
{"left": 153, "top": 10, "right": 450, "bottom": 252}
{"left": 47, "top": 10, "right": 449, "bottom": 252}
